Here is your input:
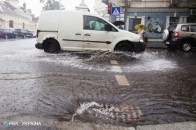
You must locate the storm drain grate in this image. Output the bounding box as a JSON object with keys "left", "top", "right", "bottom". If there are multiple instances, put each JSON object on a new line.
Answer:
{"left": 72, "top": 102, "right": 142, "bottom": 124}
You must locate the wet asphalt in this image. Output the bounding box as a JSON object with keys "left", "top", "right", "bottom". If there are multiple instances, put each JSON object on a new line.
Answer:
{"left": 0, "top": 38, "right": 195, "bottom": 128}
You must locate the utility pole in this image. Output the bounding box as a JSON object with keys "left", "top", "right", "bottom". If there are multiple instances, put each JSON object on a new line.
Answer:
{"left": 124, "top": 0, "right": 128, "bottom": 30}
{"left": 108, "top": 0, "right": 112, "bottom": 22}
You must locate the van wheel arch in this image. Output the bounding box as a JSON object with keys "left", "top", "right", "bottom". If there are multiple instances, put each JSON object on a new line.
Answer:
{"left": 43, "top": 38, "right": 61, "bottom": 53}
{"left": 114, "top": 41, "right": 134, "bottom": 53}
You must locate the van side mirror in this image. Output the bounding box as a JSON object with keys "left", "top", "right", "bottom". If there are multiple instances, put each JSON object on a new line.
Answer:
{"left": 105, "top": 24, "right": 112, "bottom": 31}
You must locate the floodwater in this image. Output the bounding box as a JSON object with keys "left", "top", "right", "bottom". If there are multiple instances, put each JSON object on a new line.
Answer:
{"left": 0, "top": 39, "right": 195, "bottom": 127}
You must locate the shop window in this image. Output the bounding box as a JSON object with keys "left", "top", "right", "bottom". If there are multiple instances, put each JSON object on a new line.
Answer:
{"left": 128, "top": 18, "right": 141, "bottom": 32}
{"left": 171, "top": 0, "right": 178, "bottom": 4}
{"left": 9, "top": 20, "right": 13, "bottom": 28}
{"left": 170, "top": 17, "right": 179, "bottom": 28}
{"left": 187, "top": 16, "right": 196, "bottom": 23}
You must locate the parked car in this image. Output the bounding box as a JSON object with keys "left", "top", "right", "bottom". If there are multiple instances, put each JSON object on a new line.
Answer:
{"left": 14, "top": 29, "right": 33, "bottom": 38}
{"left": 0, "top": 29, "right": 16, "bottom": 39}
{"left": 113, "top": 21, "right": 125, "bottom": 30}
{"left": 35, "top": 10, "right": 145, "bottom": 53}
{"left": 163, "top": 23, "right": 196, "bottom": 52}
{"left": 30, "top": 31, "right": 36, "bottom": 38}
{"left": 25, "top": 30, "right": 34, "bottom": 38}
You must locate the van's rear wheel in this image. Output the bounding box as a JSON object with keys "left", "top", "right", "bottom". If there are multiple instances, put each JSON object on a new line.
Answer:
{"left": 115, "top": 42, "right": 133, "bottom": 53}
{"left": 44, "top": 39, "right": 60, "bottom": 53}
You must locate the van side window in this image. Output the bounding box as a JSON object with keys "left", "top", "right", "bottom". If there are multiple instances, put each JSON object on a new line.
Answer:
{"left": 84, "top": 16, "right": 117, "bottom": 32}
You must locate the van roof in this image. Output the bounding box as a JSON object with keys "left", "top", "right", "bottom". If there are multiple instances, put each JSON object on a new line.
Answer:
{"left": 39, "top": 10, "right": 119, "bottom": 31}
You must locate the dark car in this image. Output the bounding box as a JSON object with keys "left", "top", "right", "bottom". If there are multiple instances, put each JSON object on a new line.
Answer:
{"left": 0, "top": 29, "right": 16, "bottom": 39}
{"left": 24, "top": 30, "right": 34, "bottom": 38}
{"left": 163, "top": 23, "right": 196, "bottom": 52}
{"left": 113, "top": 21, "right": 125, "bottom": 30}
{"left": 14, "top": 29, "right": 33, "bottom": 38}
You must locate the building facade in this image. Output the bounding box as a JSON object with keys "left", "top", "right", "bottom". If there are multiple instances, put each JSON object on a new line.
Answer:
{"left": 100, "top": 0, "right": 196, "bottom": 39}
{"left": 94, "top": 0, "right": 107, "bottom": 16}
{"left": 0, "top": 0, "right": 37, "bottom": 31}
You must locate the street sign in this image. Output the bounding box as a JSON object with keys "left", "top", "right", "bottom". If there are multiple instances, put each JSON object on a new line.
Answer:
{"left": 111, "top": 7, "right": 121, "bottom": 16}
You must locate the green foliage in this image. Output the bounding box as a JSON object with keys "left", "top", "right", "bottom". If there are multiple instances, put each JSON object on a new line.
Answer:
{"left": 42, "top": 0, "right": 65, "bottom": 11}
{"left": 134, "top": 24, "right": 146, "bottom": 31}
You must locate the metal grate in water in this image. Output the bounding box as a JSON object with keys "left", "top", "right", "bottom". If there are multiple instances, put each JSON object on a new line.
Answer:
{"left": 72, "top": 102, "right": 142, "bottom": 124}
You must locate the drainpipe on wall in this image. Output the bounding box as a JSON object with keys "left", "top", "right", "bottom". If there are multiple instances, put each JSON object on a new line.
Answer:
{"left": 3, "top": 14, "right": 5, "bottom": 28}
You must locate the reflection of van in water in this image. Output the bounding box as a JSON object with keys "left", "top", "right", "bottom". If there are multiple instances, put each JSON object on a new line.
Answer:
{"left": 35, "top": 10, "right": 145, "bottom": 53}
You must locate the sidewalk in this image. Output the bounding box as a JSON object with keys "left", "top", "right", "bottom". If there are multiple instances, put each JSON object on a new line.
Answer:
{"left": 146, "top": 39, "right": 167, "bottom": 49}
{"left": 58, "top": 121, "right": 196, "bottom": 130}
{"left": 0, "top": 115, "right": 195, "bottom": 130}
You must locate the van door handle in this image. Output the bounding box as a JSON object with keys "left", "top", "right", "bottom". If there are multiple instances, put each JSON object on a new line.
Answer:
{"left": 84, "top": 34, "right": 91, "bottom": 36}
{"left": 75, "top": 33, "right": 81, "bottom": 35}
{"left": 106, "top": 41, "right": 111, "bottom": 44}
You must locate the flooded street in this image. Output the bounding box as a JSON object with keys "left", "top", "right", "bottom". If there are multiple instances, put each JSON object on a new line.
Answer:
{"left": 0, "top": 39, "right": 195, "bottom": 128}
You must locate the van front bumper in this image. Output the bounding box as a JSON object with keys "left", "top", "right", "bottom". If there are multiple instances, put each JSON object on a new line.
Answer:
{"left": 132, "top": 42, "right": 146, "bottom": 53}
{"left": 35, "top": 43, "right": 43, "bottom": 49}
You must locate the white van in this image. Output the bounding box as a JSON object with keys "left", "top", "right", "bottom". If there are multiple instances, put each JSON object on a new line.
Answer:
{"left": 35, "top": 10, "right": 145, "bottom": 53}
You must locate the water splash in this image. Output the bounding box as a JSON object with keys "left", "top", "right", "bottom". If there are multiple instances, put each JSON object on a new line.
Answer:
{"left": 124, "top": 51, "right": 178, "bottom": 72}
{"left": 0, "top": 49, "right": 178, "bottom": 72}
{"left": 72, "top": 102, "right": 142, "bottom": 124}
{"left": 124, "top": 59, "right": 178, "bottom": 72}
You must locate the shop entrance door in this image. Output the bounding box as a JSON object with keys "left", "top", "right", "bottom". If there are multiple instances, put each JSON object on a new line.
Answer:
{"left": 128, "top": 18, "right": 142, "bottom": 32}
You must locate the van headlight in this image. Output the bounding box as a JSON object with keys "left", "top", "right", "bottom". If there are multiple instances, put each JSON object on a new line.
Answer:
{"left": 139, "top": 38, "right": 144, "bottom": 42}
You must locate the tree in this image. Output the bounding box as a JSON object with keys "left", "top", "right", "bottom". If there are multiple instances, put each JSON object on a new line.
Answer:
{"left": 27, "top": 9, "right": 32, "bottom": 14}
{"left": 23, "top": 2, "right": 26, "bottom": 11}
{"left": 41, "top": 0, "right": 65, "bottom": 11}
{"left": 40, "top": 0, "right": 45, "bottom": 3}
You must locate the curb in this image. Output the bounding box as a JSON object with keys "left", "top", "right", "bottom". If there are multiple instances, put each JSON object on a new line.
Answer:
{"left": 146, "top": 41, "right": 167, "bottom": 49}
{"left": 59, "top": 122, "right": 135, "bottom": 130}
{"left": 59, "top": 121, "right": 196, "bottom": 130}
{"left": 137, "top": 122, "right": 196, "bottom": 130}
{"left": 0, "top": 114, "right": 195, "bottom": 130}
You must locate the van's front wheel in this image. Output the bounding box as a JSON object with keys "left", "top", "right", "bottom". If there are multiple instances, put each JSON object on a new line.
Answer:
{"left": 44, "top": 39, "right": 60, "bottom": 53}
{"left": 115, "top": 42, "right": 133, "bottom": 53}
